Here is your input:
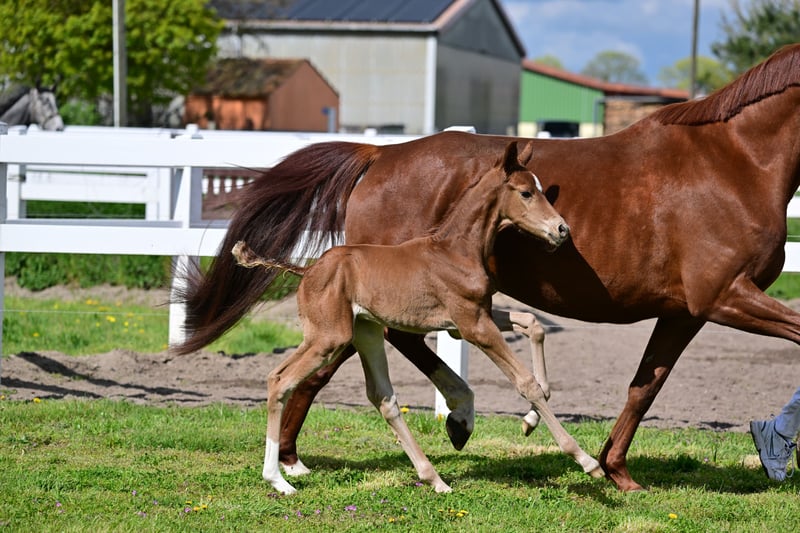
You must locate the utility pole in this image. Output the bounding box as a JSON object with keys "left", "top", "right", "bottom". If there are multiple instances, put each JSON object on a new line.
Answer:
{"left": 690, "top": 0, "right": 699, "bottom": 99}
{"left": 113, "top": 0, "right": 127, "bottom": 126}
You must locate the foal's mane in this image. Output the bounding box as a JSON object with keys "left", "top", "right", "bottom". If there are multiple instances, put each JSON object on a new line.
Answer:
{"left": 653, "top": 44, "right": 800, "bottom": 126}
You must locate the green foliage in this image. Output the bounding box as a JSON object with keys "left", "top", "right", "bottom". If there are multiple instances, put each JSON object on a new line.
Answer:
{"left": 581, "top": 50, "right": 648, "bottom": 85}
{"left": 58, "top": 99, "right": 103, "bottom": 126}
{"left": 657, "top": 55, "right": 733, "bottom": 94}
{"left": 0, "top": 0, "right": 223, "bottom": 126}
{"left": 0, "top": 401, "right": 799, "bottom": 531}
{"left": 531, "top": 54, "right": 564, "bottom": 69}
{"left": 712, "top": 0, "right": 800, "bottom": 75}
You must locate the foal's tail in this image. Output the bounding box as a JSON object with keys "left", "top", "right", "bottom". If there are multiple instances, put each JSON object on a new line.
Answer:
{"left": 172, "top": 141, "right": 380, "bottom": 355}
{"left": 231, "top": 240, "right": 306, "bottom": 276}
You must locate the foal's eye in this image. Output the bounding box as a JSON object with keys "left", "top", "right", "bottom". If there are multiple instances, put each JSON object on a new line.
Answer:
{"left": 520, "top": 190, "right": 533, "bottom": 199}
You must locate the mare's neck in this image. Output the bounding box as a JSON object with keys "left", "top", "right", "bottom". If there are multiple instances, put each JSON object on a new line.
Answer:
{"left": 729, "top": 86, "right": 800, "bottom": 202}
{"left": 0, "top": 95, "right": 31, "bottom": 125}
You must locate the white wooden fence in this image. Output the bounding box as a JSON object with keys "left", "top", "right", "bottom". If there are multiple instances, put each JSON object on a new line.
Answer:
{"left": 1, "top": 123, "right": 799, "bottom": 416}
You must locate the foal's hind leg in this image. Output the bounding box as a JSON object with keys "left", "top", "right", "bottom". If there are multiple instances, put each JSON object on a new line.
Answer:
{"left": 493, "top": 309, "right": 548, "bottom": 435}
{"left": 264, "top": 336, "right": 350, "bottom": 494}
{"left": 459, "top": 311, "right": 603, "bottom": 478}
{"left": 354, "top": 320, "right": 451, "bottom": 492}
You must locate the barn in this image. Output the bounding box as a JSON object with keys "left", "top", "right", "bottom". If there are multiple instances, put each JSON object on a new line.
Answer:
{"left": 184, "top": 57, "right": 339, "bottom": 132}
{"left": 210, "top": 0, "right": 525, "bottom": 135}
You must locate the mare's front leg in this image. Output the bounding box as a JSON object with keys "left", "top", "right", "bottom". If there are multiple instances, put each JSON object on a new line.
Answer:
{"left": 459, "top": 311, "right": 603, "bottom": 478}
{"left": 600, "top": 315, "right": 704, "bottom": 492}
{"left": 493, "top": 309, "right": 548, "bottom": 434}
{"left": 355, "top": 320, "right": 451, "bottom": 492}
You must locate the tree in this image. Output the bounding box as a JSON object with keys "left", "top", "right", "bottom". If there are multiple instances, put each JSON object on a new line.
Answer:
{"left": 0, "top": 0, "right": 223, "bottom": 126}
{"left": 657, "top": 56, "right": 731, "bottom": 95}
{"left": 712, "top": 0, "right": 800, "bottom": 75}
{"left": 532, "top": 55, "right": 564, "bottom": 69}
{"left": 581, "top": 50, "right": 648, "bottom": 85}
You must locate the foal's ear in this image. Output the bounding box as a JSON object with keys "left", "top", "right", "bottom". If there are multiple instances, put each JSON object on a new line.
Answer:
{"left": 517, "top": 141, "right": 534, "bottom": 166}
{"left": 501, "top": 141, "right": 533, "bottom": 176}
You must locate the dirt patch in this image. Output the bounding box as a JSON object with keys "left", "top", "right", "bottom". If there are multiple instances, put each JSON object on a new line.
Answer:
{"left": 2, "top": 282, "right": 798, "bottom": 434}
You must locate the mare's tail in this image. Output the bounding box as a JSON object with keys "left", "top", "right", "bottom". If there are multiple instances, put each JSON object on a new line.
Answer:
{"left": 172, "top": 141, "right": 380, "bottom": 354}
{"left": 231, "top": 240, "right": 306, "bottom": 276}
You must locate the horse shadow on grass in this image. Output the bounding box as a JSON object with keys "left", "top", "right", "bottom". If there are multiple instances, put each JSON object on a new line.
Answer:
{"left": 288, "top": 447, "right": 792, "bottom": 501}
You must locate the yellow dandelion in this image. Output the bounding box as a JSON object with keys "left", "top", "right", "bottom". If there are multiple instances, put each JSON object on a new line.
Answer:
{"left": 105, "top": 315, "right": 117, "bottom": 323}
{"left": 32, "top": 332, "right": 40, "bottom": 338}
{"left": 388, "top": 517, "right": 396, "bottom": 523}
{"left": 33, "top": 397, "right": 41, "bottom": 403}
{"left": 85, "top": 298, "right": 97, "bottom": 305}
{"left": 668, "top": 513, "right": 678, "bottom": 520}
{"left": 400, "top": 405, "right": 410, "bottom": 414}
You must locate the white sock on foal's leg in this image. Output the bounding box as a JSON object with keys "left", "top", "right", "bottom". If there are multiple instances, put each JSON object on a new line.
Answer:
{"left": 264, "top": 438, "right": 297, "bottom": 494}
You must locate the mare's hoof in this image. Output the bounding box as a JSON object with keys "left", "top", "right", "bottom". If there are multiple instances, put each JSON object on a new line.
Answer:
{"left": 446, "top": 413, "right": 472, "bottom": 451}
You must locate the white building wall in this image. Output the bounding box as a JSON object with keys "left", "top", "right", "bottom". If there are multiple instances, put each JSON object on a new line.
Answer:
{"left": 218, "top": 33, "right": 431, "bottom": 134}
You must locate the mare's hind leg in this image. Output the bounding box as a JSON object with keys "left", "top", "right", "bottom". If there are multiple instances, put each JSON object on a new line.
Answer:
{"left": 493, "top": 309, "right": 548, "bottom": 435}
{"left": 459, "top": 311, "right": 603, "bottom": 478}
{"left": 279, "top": 344, "right": 357, "bottom": 476}
{"left": 387, "top": 330, "right": 475, "bottom": 451}
{"left": 354, "top": 320, "right": 451, "bottom": 492}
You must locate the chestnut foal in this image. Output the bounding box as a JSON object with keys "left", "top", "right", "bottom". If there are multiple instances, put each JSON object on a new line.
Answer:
{"left": 234, "top": 142, "right": 602, "bottom": 494}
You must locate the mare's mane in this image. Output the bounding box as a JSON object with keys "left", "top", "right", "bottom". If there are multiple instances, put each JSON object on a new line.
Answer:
{"left": 0, "top": 85, "right": 30, "bottom": 117}
{"left": 653, "top": 44, "right": 800, "bottom": 126}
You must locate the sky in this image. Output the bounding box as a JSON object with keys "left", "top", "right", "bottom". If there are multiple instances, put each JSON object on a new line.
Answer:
{"left": 497, "top": 0, "right": 745, "bottom": 86}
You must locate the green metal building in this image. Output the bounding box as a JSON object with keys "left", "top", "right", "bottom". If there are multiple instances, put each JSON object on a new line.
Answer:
{"left": 520, "top": 60, "right": 687, "bottom": 138}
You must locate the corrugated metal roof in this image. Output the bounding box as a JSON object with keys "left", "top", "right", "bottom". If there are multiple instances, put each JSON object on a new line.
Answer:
{"left": 212, "top": 0, "right": 454, "bottom": 23}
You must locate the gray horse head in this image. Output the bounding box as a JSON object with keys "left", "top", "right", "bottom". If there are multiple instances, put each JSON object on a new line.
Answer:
{"left": 0, "top": 86, "right": 64, "bottom": 131}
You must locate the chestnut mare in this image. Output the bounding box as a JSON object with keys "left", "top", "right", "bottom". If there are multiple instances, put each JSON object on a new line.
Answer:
{"left": 175, "top": 44, "right": 800, "bottom": 492}
{"left": 228, "top": 141, "right": 600, "bottom": 494}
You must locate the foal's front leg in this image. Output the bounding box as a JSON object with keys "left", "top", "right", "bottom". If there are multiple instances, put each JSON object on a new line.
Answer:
{"left": 460, "top": 311, "right": 604, "bottom": 478}
{"left": 354, "top": 320, "right": 451, "bottom": 493}
{"left": 493, "top": 309, "right": 548, "bottom": 435}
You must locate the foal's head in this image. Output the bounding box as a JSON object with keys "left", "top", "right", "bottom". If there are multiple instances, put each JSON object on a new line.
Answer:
{"left": 496, "top": 141, "right": 569, "bottom": 250}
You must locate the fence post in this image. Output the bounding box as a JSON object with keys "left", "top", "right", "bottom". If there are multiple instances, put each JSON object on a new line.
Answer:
{"left": 168, "top": 126, "right": 205, "bottom": 347}
{"left": 434, "top": 331, "right": 469, "bottom": 417}
{"left": 0, "top": 122, "right": 8, "bottom": 384}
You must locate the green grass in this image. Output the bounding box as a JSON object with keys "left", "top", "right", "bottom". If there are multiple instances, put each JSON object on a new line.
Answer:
{"left": 2, "top": 295, "right": 302, "bottom": 356}
{"left": 0, "top": 399, "right": 797, "bottom": 531}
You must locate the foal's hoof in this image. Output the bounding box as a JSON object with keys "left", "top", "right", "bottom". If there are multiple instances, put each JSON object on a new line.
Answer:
{"left": 521, "top": 410, "right": 540, "bottom": 436}
{"left": 281, "top": 458, "right": 311, "bottom": 477}
{"left": 445, "top": 413, "right": 472, "bottom": 451}
{"left": 581, "top": 458, "right": 605, "bottom": 479}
